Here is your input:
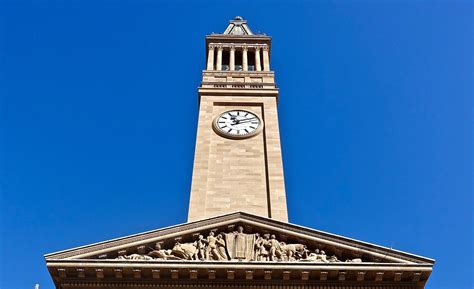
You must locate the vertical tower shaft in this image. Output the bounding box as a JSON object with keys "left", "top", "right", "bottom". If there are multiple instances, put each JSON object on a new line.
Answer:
{"left": 188, "top": 17, "right": 287, "bottom": 222}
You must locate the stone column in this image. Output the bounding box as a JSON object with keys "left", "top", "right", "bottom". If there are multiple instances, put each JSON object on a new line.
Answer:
{"left": 206, "top": 44, "right": 215, "bottom": 70}
{"left": 216, "top": 46, "right": 223, "bottom": 71}
{"left": 255, "top": 47, "right": 261, "bottom": 71}
{"left": 242, "top": 46, "right": 248, "bottom": 71}
{"left": 263, "top": 45, "right": 270, "bottom": 71}
{"left": 230, "top": 46, "right": 235, "bottom": 71}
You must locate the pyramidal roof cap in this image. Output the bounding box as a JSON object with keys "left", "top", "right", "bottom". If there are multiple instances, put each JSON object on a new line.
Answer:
{"left": 223, "top": 16, "right": 254, "bottom": 35}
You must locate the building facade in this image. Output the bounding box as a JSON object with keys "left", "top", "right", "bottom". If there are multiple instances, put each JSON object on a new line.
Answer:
{"left": 45, "top": 17, "right": 434, "bottom": 289}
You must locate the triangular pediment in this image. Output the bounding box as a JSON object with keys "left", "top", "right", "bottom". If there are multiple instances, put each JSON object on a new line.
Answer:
{"left": 45, "top": 212, "right": 434, "bottom": 285}
{"left": 45, "top": 212, "right": 432, "bottom": 265}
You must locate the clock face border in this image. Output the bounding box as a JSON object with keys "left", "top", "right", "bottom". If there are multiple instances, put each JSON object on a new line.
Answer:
{"left": 212, "top": 109, "right": 264, "bottom": 140}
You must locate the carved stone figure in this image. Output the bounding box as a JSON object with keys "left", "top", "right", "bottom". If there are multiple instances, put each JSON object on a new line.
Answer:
{"left": 267, "top": 234, "right": 282, "bottom": 261}
{"left": 171, "top": 242, "right": 198, "bottom": 260}
{"left": 280, "top": 243, "right": 307, "bottom": 261}
{"left": 254, "top": 233, "right": 269, "bottom": 261}
{"left": 234, "top": 227, "right": 247, "bottom": 259}
{"left": 225, "top": 226, "right": 256, "bottom": 260}
{"left": 206, "top": 231, "right": 227, "bottom": 260}
{"left": 148, "top": 242, "right": 180, "bottom": 260}
{"left": 117, "top": 254, "right": 154, "bottom": 261}
{"left": 261, "top": 233, "right": 271, "bottom": 260}
{"left": 302, "top": 248, "right": 318, "bottom": 262}
{"left": 319, "top": 250, "right": 328, "bottom": 262}
{"left": 327, "top": 253, "right": 339, "bottom": 262}
{"left": 216, "top": 233, "right": 229, "bottom": 260}
{"left": 302, "top": 249, "right": 330, "bottom": 262}
{"left": 346, "top": 258, "right": 362, "bottom": 263}
{"left": 193, "top": 234, "right": 207, "bottom": 260}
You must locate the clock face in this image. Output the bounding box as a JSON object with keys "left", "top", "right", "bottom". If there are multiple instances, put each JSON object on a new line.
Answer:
{"left": 213, "top": 110, "right": 263, "bottom": 139}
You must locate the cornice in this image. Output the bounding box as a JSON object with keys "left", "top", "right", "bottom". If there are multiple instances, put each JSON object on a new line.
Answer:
{"left": 47, "top": 259, "right": 432, "bottom": 285}
{"left": 48, "top": 259, "right": 434, "bottom": 270}
{"left": 202, "top": 70, "right": 275, "bottom": 76}
{"left": 206, "top": 35, "right": 272, "bottom": 41}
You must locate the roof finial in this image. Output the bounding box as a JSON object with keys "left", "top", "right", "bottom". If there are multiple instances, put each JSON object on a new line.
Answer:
{"left": 234, "top": 16, "right": 243, "bottom": 20}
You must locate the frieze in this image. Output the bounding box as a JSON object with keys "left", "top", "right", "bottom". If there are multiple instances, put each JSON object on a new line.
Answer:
{"left": 115, "top": 226, "right": 362, "bottom": 263}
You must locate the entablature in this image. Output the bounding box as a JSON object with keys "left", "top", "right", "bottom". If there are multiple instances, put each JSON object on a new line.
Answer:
{"left": 206, "top": 35, "right": 272, "bottom": 43}
{"left": 207, "top": 43, "right": 269, "bottom": 50}
{"left": 201, "top": 71, "right": 275, "bottom": 90}
{"left": 47, "top": 259, "right": 432, "bottom": 285}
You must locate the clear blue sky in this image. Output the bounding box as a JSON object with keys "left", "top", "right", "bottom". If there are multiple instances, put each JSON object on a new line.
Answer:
{"left": 0, "top": 1, "right": 472, "bottom": 288}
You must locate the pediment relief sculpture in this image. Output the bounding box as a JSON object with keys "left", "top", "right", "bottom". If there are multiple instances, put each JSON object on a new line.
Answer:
{"left": 113, "top": 225, "right": 363, "bottom": 263}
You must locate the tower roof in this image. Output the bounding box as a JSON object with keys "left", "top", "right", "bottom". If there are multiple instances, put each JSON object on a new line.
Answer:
{"left": 223, "top": 16, "right": 254, "bottom": 35}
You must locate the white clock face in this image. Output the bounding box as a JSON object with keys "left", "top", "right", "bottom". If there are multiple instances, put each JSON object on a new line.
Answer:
{"left": 213, "top": 110, "right": 262, "bottom": 139}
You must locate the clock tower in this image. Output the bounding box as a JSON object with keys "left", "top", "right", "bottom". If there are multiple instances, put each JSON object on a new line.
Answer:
{"left": 45, "top": 17, "right": 434, "bottom": 289}
{"left": 188, "top": 16, "right": 288, "bottom": 222}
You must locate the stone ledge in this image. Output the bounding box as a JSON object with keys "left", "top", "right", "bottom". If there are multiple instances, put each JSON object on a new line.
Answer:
{"left": 48, "top": 260, "right": 432, "bottom": 283}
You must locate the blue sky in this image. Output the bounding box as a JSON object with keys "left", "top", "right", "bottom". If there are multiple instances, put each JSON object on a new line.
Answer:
{"left": 0, "top": 1, "right": 472, "bottom": 288}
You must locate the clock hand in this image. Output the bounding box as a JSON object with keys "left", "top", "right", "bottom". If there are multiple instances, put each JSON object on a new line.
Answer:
{"left": 229, "top": 116, "right": 257, "bottom": 125}
{"left": 234, "top": 117, "right": 258, "bottom": 124}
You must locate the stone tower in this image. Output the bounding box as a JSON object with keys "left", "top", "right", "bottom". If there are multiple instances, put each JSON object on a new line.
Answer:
{"left": 188, "top": 16, "right": 287, "bottom": 222}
